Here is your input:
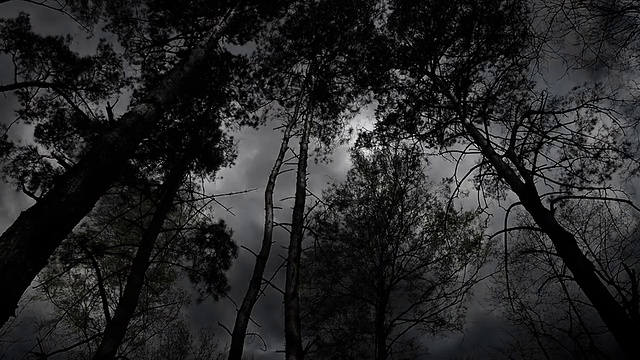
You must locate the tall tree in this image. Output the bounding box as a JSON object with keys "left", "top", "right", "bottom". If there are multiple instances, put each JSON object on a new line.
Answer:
{"left": 227, "top": 103, "right": 299, "bottom": 360}
{"left": 370, "top": 0, "right": 640, "bottom": 356}
{"left": 11, "top": 68, "right": 239, "bottom": 358}
{"left": 274, "top": 3, "right": 382, "bottom": 358}
{"left": 301, "top": 142, "right": 487, "bottom": 360}
{"left": 491, "top": 200, "right": 640, "bottom": 359}
{"left": 0, "top": 0, "right": 286, "bottom": 327}
{"left": 90, "top": 160, "right": 192, "bottom": 360}
{"left": 226, "top": 1, "right": 381, "bottom": 359}
{"left": 42, "top": 46, "right": 240, "bottom": 358}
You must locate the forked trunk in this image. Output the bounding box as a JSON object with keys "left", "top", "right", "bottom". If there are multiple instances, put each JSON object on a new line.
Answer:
{"left": 227, "top": 114, "right": 299, "bottom": 360}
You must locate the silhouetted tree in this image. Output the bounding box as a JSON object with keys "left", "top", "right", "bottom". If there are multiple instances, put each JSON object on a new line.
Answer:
{"left": 302, "top": 141, "right": 487, "bottom": 360}
{"left": 489, "top": 199, "right": 640, "bottom": 359}
{"left": 226, "top": 1, "right": 381, "bottom": 359}
{"left": 0, "top": 0, "right": 288, "bottom": 326}
{"left": 368, "top": 0, "right": 640, "bottom": 356}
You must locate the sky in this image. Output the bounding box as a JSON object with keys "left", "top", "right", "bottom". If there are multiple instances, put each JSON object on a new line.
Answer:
{"left": 0, "top": 1, "right": 624, "bottom": 359}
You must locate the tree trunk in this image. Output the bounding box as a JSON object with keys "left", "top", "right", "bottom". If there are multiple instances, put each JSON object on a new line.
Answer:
{"left": 374, "top": 293, "right": 389, "bottom": 360}
{"left": 227, "top": 114, "right": 299, "bottom": 360}
{"left": 284, "top": 109, "right": 312, "bottom": 360}
{"left": 91, "top": 160, "right": 189, "bottom": 360}
{"left": 0, "top": 17, "right": 235, "bottom": 327}
{"left": 374, "top": 239, "right": 389, "bottom": 360}
{"left": 462, "top": 118, "right": 639, "bottom": 359}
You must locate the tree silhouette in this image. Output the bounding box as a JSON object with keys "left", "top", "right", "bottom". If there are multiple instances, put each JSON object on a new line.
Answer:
{"left": 490, "top": 199, "right": 640, "bottom": 359}
{"left": 302, "top": 141, "right": 487, "bottom": 360}
{"left": 226, "top": 1, "right": 380, "bottom": 358}
{"left": 0, "top": 0, "right": 286, "bottom": 327}
{"left": 369, "top": 0, "right": 640, "bottom": 357}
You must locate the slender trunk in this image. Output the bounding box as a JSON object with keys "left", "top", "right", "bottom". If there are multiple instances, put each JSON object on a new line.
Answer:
{"left": 91, "top": 161, "right": 189, "bottom": 360}
{"left": 374, "top": 239, "right": 389, "bottom": 360}
{"left": 462, "top": 119, "right": 639, "bottom": 359}
{"left": 0, "top": 16, "right": 234, "bottom": 327}
{"left": 227, "top": 115, "right": 299, "bottom": 360}
{"left": 284, "top": 109, "right": 312, "bottom": 360}
{"left": 374, "top": 293, "right": 389, "bottom": 360}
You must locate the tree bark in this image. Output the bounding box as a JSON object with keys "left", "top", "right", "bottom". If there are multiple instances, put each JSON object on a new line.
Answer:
{"left": 227, "top": 114, "right": 299, "bottom": 360}
{"left": 284, "top": 109, "right": 312, "bottom": 360}
{"left": 0, "top": 16, "right": 235, "bottom": 327}
{"left": 91, "top": 160, "right": 189, "bottom": 360}
{"left": 462, "top": 118, "right": 640, "bottom": 359}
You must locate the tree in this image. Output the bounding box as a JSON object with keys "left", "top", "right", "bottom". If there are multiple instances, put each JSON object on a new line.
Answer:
{"left": 370, "top": 0, "right": 640, "bottom": 357}
{"left": 26, "top": 182, "right": 237, "bottom": 359}
{"left": 490, "top": 200, "right": 640, "bottom": 359}
{"left": 0, "top": 7, "right": 248, "bottom": 354}
{"left": 301, "top": 141, "right": 487, "bottom": 360}
{"left": 272, "top": 2, "right": 383, "bottom": 358}
{"left": 90, "top": 160, "right": 193, "bottom": 360}
{"left": 0, "top": 12, "right": 126, "bottom": 201}
{"left": 15, "top": 103, "right": 237, "bottom": 359}
{"left": 0, "top": 0, "right": 287, "bottom": 327}
{"left": 45, "top": 50, "right": 240, "bottom": 358}
{"left": 31, "top": 192, "right": 189, "bottom": 359}
{"left": 226, "top": 1, "right": 381, "bottom": 359}
{"left": 226, "top": 99, "right": 298, "bottom": 360}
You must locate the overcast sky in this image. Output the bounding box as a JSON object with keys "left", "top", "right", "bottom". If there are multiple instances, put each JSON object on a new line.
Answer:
{"left": 0, "top": 2, "right": 610, "bottom": 359}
